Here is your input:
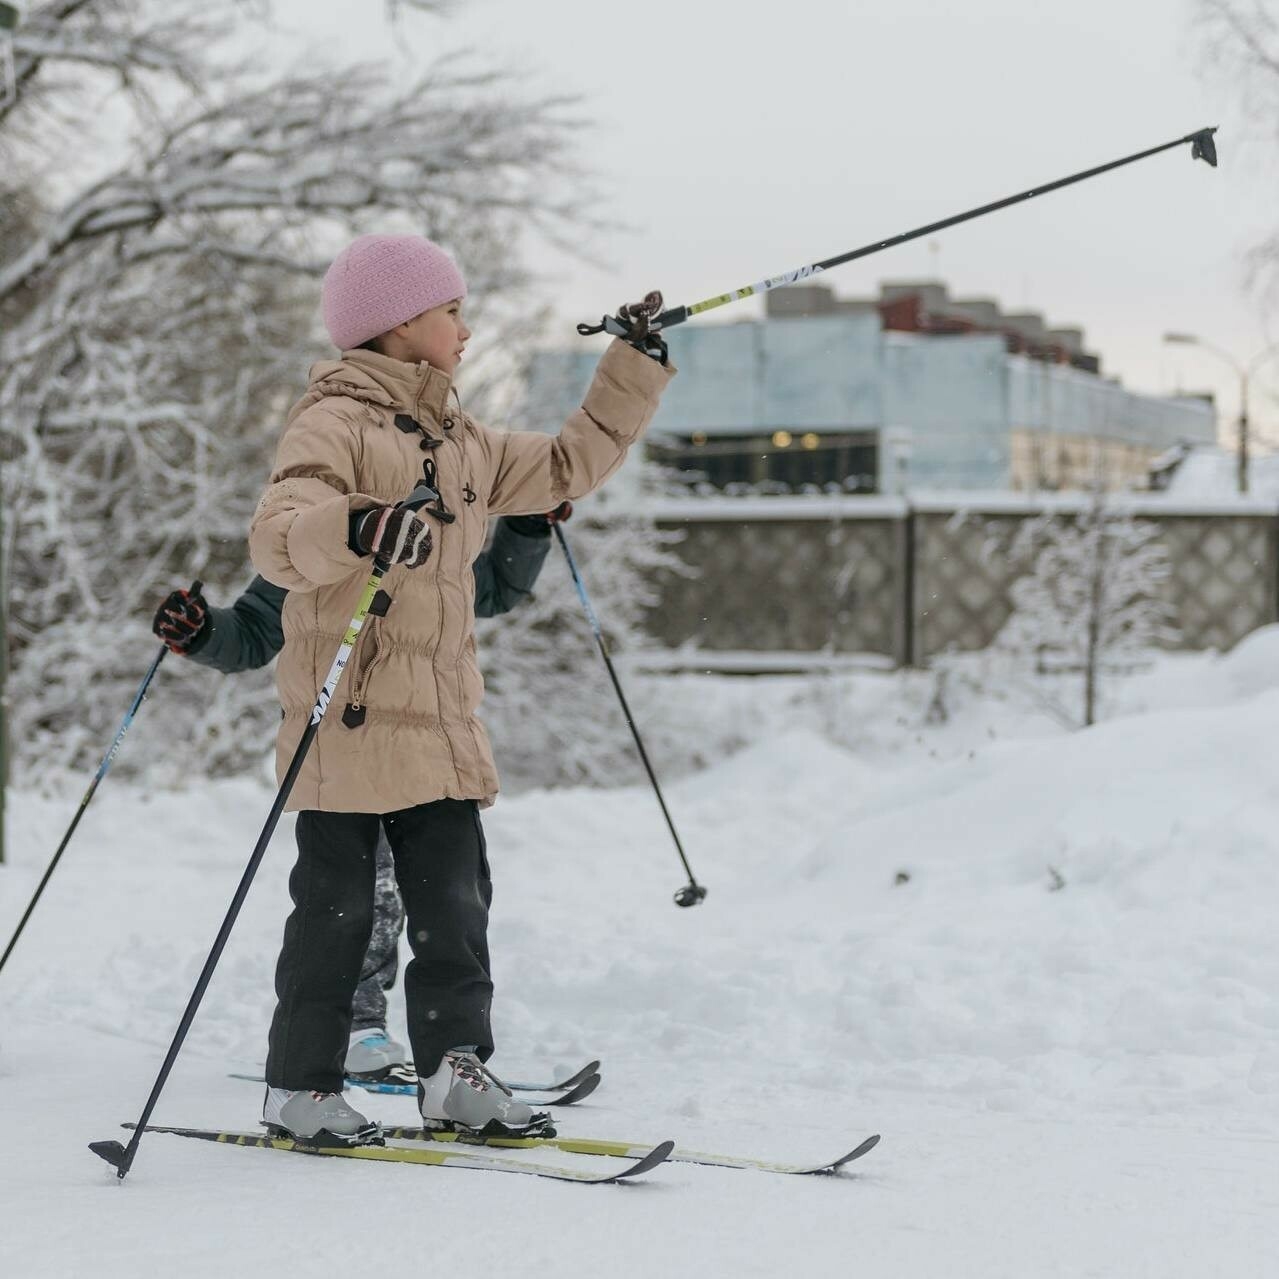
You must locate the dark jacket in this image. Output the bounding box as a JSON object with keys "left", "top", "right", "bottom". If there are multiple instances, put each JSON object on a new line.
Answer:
{"left": 188, "top": 517, "right": 553, "bottom": 675}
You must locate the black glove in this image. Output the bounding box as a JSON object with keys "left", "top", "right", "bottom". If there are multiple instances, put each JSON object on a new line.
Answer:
{"left": 349, "top": 506, "right": 433, "bottom": 567}
{"left": 153, "top": 585, "right": 210, "bottom": 655}
{"left": 505, "top": 501, "right": 572, "bottom": 538}
{"left": 617, "top": 291, "right": 668, "bottom": 364}
{"left": 577, "top": 291, "right": 669, "bottom": 363}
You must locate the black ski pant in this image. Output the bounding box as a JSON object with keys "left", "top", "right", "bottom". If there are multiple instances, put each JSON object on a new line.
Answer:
{"left": 266, "top": 798, "right": 494, "bottom": 1094}
{"left": 350, "top": 828, "right": 405, "bottom": 1035}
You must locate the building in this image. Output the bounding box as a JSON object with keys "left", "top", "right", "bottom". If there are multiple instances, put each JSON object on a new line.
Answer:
{"left": 530, "top": 281, "right": 1216, "bottom": 494}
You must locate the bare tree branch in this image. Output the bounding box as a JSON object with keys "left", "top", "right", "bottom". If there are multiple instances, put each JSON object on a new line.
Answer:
{"left": 2, "top": 0, "right": 213, "bottom": 133}
{"left": 1, "top": 1, "right": 592, "bottom": 778}
{"left": 1196, "top": 1, "right": 1279, "bottom": 297}
{"left": 1, "top": 64, "right": 578, "bottom": 302}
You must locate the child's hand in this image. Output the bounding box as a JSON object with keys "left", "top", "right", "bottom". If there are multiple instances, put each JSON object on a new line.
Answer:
{"left": 617, "top": 290, "right": 668, "bottom": 364}
{"left": 152, "top": 585, "right": 210, "bottom": 655}
{"left": 577, "top": 290, "right": 669, "bottom": 363}
{"left": 351, "top": 506, "right": 434, "bottom": 568}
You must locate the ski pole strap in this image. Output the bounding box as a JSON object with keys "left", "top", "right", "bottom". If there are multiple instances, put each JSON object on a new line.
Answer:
{"left": 580, "top": 127, "right": 1218, "bottom": 338}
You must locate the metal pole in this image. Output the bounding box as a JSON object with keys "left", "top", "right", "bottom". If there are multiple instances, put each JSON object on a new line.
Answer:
{"left": 1238, "top": 372, "right": 1250, "bottom": 496}
{"left": 0, "top": 582, "right": 200, "bottom": 980}
{"left": 89, "top": 484, "right": 436, "bottom": 1181}
{"left": 0, "top": 484, "right": 7, "bottom": 867}
{"left": 552, "top": 524, "right": 706, "bottom": 907}
{"left": 581, "top": 127, "right": 1218, "bottom": 339}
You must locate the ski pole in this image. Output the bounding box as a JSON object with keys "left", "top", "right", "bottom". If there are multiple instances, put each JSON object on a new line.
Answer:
{"left": 89, "top": 486, "right": 436, "bottom": 1181}
{"left": 553, "top": 523, "right": 706, "bottom": 909}
{"left": 579, "top": 127, "right": 1219, "bottom": 339}
{"left": 0, "top": 580, "right": 202, "bottom": 981}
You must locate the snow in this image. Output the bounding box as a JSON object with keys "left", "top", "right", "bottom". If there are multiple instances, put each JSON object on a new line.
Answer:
{"left": 630, "top": 488, "right": 1279, "bottom": 522}
{"left": 3, "top": 638, "right": 1279, "bottom": 1277}
{"left": 1156, "top": 444, "right": 1279, "bottom": 505}
{"left": 637, "top": 493, "right": 911, "bottom": 520}
{"left": 910, "top": 488, "right": 1279, "bottom": 517}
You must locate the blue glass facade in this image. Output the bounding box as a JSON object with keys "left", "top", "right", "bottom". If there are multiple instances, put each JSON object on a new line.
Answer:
{"left": 527, "top": 309, "right": 1216, "bottom": 493}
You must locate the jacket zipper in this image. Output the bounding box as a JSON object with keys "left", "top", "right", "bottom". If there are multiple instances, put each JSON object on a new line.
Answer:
{"left": 445, "top": 386, "right": 488, "bottom": 788}
{"left": 347, "top": 616, "right": 385, "bottom": 711}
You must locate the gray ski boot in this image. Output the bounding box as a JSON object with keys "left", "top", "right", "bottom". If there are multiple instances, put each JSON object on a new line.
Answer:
{"left": 263, "top": 1087, "right": 382, "bottom": 1146}
{"left": 417, "top": 1050, "right": 553, "bottom": 1137}
{"left": 345, "top": 1028, "right": 413, "bottom": 1083}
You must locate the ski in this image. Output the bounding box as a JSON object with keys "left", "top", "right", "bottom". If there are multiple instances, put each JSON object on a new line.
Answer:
{"left": 121, "top": 1124, "right": 673, "bottom": 1184}
{"left": 350, "top": 1057, "right": 601, "bottom": 1094}
{"left": 348, "top": 1073, "right": 601, "bottom": 1107}
{"left": 228, "top": 1071, "right": 601, "bottom": 1107}
{"left": 505, "top": 1059, "right": 601, "bottom": 1092}
{"left": 381, "top": 1125, "right": 881, "bottom": 1175}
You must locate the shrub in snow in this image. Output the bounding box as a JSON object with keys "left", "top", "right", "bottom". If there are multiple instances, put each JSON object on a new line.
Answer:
{"left": 983, "top": 492, "right": 1179, "bottom": 728}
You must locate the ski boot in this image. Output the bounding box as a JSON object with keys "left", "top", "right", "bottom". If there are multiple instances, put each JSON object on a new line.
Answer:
{"left": 418, "top": 1050, "right": 554, "bottom": 1139}
{"left": 263, "top": 1087, "right": 382, "bottom": 1146}
{"left": 345, "top": 1028, "right": 415, "bottom": 1085}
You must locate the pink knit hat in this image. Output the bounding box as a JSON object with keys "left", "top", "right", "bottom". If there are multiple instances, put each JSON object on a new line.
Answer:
{"left": 322, "top": 234, "right": 467, "bottom": 351}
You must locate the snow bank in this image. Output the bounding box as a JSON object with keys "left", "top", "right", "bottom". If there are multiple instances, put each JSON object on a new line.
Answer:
{"left": 1160, "top": 445, "right": 1279, "bottom": 502}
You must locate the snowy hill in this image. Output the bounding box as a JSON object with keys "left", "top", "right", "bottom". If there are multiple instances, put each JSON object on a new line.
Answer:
{"left": 2, "top": 638, "right": 1278, "bottom": 1277}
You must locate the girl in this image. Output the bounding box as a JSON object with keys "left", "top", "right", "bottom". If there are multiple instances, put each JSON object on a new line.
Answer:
{"left": 249, "top": 233, "right": 673, "bottom": 1144}
{"left": 151, "top": 502, "right": 569, "bottom": 1088}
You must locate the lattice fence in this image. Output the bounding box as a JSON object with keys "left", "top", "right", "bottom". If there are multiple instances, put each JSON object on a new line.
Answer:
{"left": 649, "top": 501, "right": 906, "bottom": 658}
{"left": 643, "top": 496, "right": 1279, "bottom": 666}
{"left": 1156, "top": 514, "right": 1278, "bottom": 653}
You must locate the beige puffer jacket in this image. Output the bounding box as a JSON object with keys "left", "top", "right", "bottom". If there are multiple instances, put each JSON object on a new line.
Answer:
{"left": 249, "top": 339, "right": 674, "bottom": 813}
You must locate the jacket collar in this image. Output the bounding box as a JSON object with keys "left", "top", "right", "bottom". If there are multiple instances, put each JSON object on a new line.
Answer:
{"left": 303, "top": 349, "right": 453, "bottom": 426}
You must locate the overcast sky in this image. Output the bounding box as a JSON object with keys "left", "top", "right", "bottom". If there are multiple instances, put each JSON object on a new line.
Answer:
{"left": 266, "top": 0, "right": 1273, "bottom": 444}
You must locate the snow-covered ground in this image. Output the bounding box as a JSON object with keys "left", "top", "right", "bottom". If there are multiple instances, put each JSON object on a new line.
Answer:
{"left": 2, "top": 635, "right": 1278, "bottom": 1277}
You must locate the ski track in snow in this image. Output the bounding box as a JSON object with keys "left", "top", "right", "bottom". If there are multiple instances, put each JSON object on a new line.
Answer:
{"left": 3, "top": 636, "right": 1279, "bottom": 1276}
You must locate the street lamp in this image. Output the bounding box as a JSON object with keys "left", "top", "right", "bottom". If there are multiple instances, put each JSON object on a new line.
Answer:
{"left": 1163, "top": 332, "right": 1279, "bottom": 495}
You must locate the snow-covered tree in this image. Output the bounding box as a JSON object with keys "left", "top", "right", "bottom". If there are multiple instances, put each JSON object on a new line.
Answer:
{"left": 1197, "top": 1, "right": 1279, "bottom": 297}
{"left": 989, "top": 491, "right": 1179, "bottom": 727}
{"left": 1, "top": 0, "right": 583, "bottom": 781}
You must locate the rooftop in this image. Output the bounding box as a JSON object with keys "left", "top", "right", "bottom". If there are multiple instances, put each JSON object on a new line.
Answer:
{"left": 765, "top": 279, "right": 1101, "bottom": 374}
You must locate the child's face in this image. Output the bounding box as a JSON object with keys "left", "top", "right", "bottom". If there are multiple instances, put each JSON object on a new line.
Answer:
{"left": 394, "top": 298, "right": 470, "bottom": 374}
